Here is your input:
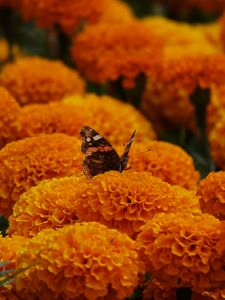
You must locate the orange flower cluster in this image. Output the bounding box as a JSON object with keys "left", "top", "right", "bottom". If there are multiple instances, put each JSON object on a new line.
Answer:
{"left": 19, "top": 0, "right": 107, "bottom": 35}
{"left": 71, "top": 22, "right": 164, "bottom": 88}
{"left": 141, "top": 54, "right": 225, "bottom": 130}
{"left": 0, "top": 87, "right": 20, "bottom": 148}
{"left": 0, "top": 134, "right": 82, "bottom": 217}
{"left": 137, "top": 212, "right": 222, "bottom": 291}
{"left": 8, "top": 171, "right": 200, "bottom": 238}
{"left": 0, "top": 57, "right": 85, "bottom": 105}
{"left": 129, "top": 141, "right": 199, "bottom": 189}
{"left": 16, "top": 222, "right": 144, "bottom": 299}
{"left": 197, "top": 171, "right": 225, "bottom": 220}
{"left": 14, "top": 93, "right": 156, "bottom": 145}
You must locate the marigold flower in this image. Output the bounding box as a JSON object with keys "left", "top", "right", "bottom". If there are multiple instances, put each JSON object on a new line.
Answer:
{"left": 0, "top": 133, "right": 82, "bottom": 217}
{"left": 71, "top": 22, "right": 164, "bottom": 88}
{"left": 8, "top": 171, "right": 200, "bottom": 238}
{"left": 0, "top": 57, "right": 85, "bottom": 105}
{"left": 137, "top": 212, "right": 222, "bottom": 291}
{"left": 142, "top": 279, "right": 176, "bottom": 300}
{"left": 143, "top": 17, "right": 221, "bottom": 54}
{"left": 129, "top": 140, "right": 199, "bottom": 189}
{"left": 19, "top": 0, "right": 107, "bottom": 35}
{"left": 15, "top": 93, "right": 156, "bottom": 145}
{"left": 0, "top": 235, "right": 28, "bottom": 299}
{"left": 197, "top": 171, "right": 225, "bottom": 220}
{"left": 98, "top": 0, "right": 134, "bottom": 24}
{"left": 0, "top": 87, "right": 20, "bottom": 148}
{"left": 16, "top": 222, "right": 144, "bottom": 299}
{"left": 141, "top": 54, "right": 225, "bottom": 130}
{"left": 0, "top": 39, "right": 10, "bottom": 62}
{"left": 193, "top": 289, "right": 225, "bottom": 300}
{"left": 208, "top": 116, "right": 225, "bottom": 170}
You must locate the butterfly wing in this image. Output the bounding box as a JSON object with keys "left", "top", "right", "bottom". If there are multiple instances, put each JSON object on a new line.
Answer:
{"left": 119, "top": 130, "right": 136, "bottom": 172}
{"left": 80, "top": 126, "right": 121, "bottom": 179}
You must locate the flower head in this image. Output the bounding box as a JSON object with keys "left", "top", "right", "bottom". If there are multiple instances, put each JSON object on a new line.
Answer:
{"left": 9, "top": 171, "right": 200, "bottom": 238}
{"left": 15, "top": 93, "right": 156, "bottom": 145}
{"left": 71, "top": 22, "right": 164, "bottom": 88}
{"left": 197, "top": 171, "right": 225, "bottom": 220}
{"left": 142, "top": 279, "right": 176, "bottom": 300}
{"left": 137, "top": 212, "right": 221, "bottom": 291}
{"left": 19, "top": 0, "right": 107, "bottom": 35}
{"left": 0, "top": 133, "right": 82, "bottom": 217}
{"left": 0, "top": 235, "right": 28, "bottom": 299}
{"left": 0, "top": 57, "right": 85, "bottom": 105}
{"left": 129, "top": 141, "right": 199, "bottom": 189}
{"left": 0, "top": 87, "right": 20, "bottom": 148}
{"left": 208, "top": 115, "right": 225, "bottom": 170}
{"left": 16, "top": 222, "right": 144, "bottom": 299}
{"left": 141, "top": 54, "right": 225, "bottom": 130}
{"left": 98, "top": 0, "right": 134, "bottom": 25}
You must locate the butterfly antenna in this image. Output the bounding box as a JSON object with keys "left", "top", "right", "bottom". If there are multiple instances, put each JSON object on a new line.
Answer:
{"left": 129, "top": 148, "right": 151, "bottom": 158}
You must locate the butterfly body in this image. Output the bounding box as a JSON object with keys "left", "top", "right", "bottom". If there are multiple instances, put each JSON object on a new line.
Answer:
{"left": 80, "top": 126, "right": 135, "bottom": 179}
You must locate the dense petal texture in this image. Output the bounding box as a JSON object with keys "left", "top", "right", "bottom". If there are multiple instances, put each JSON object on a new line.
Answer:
{"left": 142, "top": 279, "right": 176, "bottom": 300}
{"left": 19, "top": 0, "right": 107, "bottom": 35}
{"left": 8, "top": 171, "right": 200, "bottom": 238}
{"left": 0, "top": 134, "right": 82, "bottom": 217}
{"left": 0, "top": 87, "right": 21, "bottom": 148}
{"left": 137, "top": 212, "right": 222, "bottom": 291}
{"left": 16, "top": 222, "right": 144, "bottom": 300}
{"left": 62, "top": 94, "right": 156, "bottom": 144}
{"left": 14, "top": 93, "right": 156, "bottom": 145}
{"left": 71, "top": 22, "right": 164, "bottom": 88}
{"left": 0, "top": 235, "right": 28, "bottom": 299}
{"left": 197, "top": 171, "right": 225, "bottom": 220}
{"left": 0, "top": 57, "right": 85, "bottom": 105}
{"left": 129, "top": 141, "right": 199, "bottom": 189}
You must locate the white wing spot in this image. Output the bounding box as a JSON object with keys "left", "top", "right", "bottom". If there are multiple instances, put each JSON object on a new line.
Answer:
{"left": 86, "top": 137, "right": 91, "bottom": 142}
{"left": 93, "top": 135, "right": 102, "bottom": 141}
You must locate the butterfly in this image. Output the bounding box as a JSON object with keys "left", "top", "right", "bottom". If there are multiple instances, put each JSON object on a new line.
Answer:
{"left": 80, "top": 126, "right": 136, "bottom": 179}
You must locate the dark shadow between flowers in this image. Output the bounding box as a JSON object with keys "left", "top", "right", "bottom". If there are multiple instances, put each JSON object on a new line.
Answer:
{"left": 0, "top": 215, "right": 8, "bottom": 236}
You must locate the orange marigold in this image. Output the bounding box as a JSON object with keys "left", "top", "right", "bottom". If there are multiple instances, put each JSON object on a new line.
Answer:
{"left": 0, "top": 57, "right": 85, "bottom": 105}
{"left": 16, "top": 222, "right": 144, "bottom": 300}
{"left": 142, "top": 279, "right": 176, "bottom": 300}
{"left": 15, "top": 93, "right": 156, "bottom": 145}
{"left": 98, "top": 0, "right": 134, "bottom": 24}
{"left": 137, "top": 212, "right": 222, "bottom": 291}
{"left": 143, "top": 17, "right": 221, "bottom": 53}
{"left": 8, "top": 171, "right": 200, "bottom": 238}
{"left": 0, "top": 87, "right": 20, "bottom": 148}
{"left": 19, "top": 0, "right": 107, "bottom": 35}
{"left": 0, "top": 133, "right": 82, "bottom": 217}
{"left": 197, "top": 171, "right": 225, "bottom": 220}
{"left": 141, "top": 54, "right": 225, "bottom": 130}
{"left": 0, "top": 235, "right": 28, "bottom": 299}
{"left": 129, "top": 140, "right": 199, "bottom": 189}
{"left": 71, "top": 22, "right": 164, "bottom": 88}
{"left": 193, "top": 289, "right": 225, "bottom": 300}
{"left": 208, "top": 116, "right": 225, "bottom": 170}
